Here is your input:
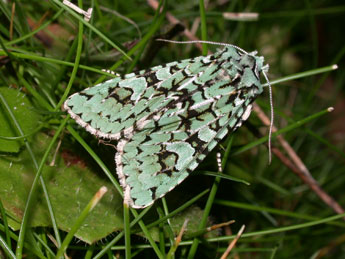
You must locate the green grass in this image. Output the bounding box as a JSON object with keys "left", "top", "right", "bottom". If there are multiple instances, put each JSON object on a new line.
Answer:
{"left": 1, "top": 0, "right": 345, "bottom": 258}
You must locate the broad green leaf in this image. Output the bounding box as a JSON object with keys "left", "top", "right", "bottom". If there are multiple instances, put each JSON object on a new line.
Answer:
{"left": 0, "top": 87, "right": 40, "bottom": 152}
{"left": 0, "top": 132, "right": 123, "bottom": 244}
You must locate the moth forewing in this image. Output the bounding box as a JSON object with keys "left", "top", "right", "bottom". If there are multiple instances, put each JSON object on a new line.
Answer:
{"left": 64, "top": 45, "right": 268, "bottom": 208}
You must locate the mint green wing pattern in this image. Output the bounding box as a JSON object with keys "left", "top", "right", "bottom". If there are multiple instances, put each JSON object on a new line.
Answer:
{"left": 64, "top": 46, "right": 266, "bottom": 208}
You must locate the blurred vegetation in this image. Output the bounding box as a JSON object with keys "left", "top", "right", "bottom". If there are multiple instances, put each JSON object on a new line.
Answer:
{"left": 0, "top": 0, "right": 345, "bottom": 258}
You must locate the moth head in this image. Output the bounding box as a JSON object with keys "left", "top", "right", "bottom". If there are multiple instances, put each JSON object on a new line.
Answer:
{"left": 247, "top": 52, "right": 268, "bottom": 74}
{"left": 262, "top": 64, "right": 269, "bottom": 74}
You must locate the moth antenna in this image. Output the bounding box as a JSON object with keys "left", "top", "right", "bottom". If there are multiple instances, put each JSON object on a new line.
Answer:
{"left": 217, "top": 152, "right": 223, "bottom": 172}
{"left": 156, "top": 39, "right": 249, "bottom": 55}
{"left": 262, "top": 70, "right": 274, "bottom": 164}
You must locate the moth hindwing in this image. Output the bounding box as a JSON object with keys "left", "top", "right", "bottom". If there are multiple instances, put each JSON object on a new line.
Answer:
{"left": 64, "top": 45, "right": 267, "bottom": 208}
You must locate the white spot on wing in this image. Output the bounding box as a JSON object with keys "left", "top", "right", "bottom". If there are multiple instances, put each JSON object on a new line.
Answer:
{"left": 242, "top": 104, "right": 252, "bottom": 121}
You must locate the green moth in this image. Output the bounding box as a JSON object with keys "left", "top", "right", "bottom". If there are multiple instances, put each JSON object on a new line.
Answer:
{"left": 64, "top": 43, "right": 269, "bottom": 208}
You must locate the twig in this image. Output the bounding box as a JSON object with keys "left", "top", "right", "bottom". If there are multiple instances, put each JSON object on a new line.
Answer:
{"left": 253, "top": 103, "right": 344, "bottom": 216}
{"left": 220, "top": 225, "right": 245, "bottom": 259}
{"left": 166, "top": 219, "right": 189, "bottom": 258}
{"left": 49, "top": 138, "right": 62, "bottom": 166}
{"left": 223, "top": 12, "right": 259, "bottom": 21}
{"left": 147, "top": 0, "right": 203, "bottom": 51}
{"left": 207, "top": 220, "right": 235, "bottom": 232}
{"left": 9, "top": 2, "right": 15, "bottom": 40}
{"left": 63, "top": 0, "right": 93, "bottom": 22}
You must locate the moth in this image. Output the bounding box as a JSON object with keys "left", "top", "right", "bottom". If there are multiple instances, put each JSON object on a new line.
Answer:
{"left": 64, "top": 42, "right": 269, "bottom": 208}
